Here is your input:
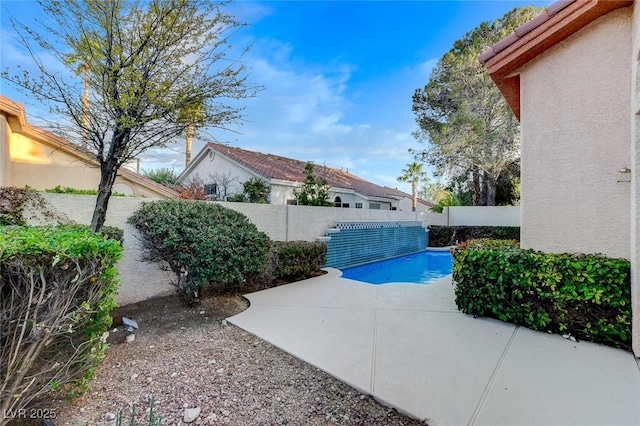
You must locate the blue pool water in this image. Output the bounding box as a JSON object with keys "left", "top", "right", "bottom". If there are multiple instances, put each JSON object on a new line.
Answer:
{"left": 340, "top": 250, "right": 453, "bottom": 285}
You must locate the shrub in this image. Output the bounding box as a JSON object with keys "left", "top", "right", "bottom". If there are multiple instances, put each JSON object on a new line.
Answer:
{"left": 0, "top": 186, "right": 70, "bottom": 226}
{"left": 293, "top": 162, "right": 332, "bottom": 206}
{"left": 142, "top": 167, "right": 179, "bottom": 186}
{"left": 272, "top": 241, "right": 327, "bottom": 280}
{"left": 0, "top": 226, "right": 122, "bottom": 415}
{"left": 128, "top": 199, "right": 270, "bottom": 303}
{"left": 452, "top": 239, "right": 632, "bottom": 349}
{"left": 429, "top": 225, "right": 520, "bottom": 247}
{"left": 226, "top": 193, "right": 246, "bottom": 203}
{"left": 100, "top": 225, "right": 124, "bottom": 244}
{"left": 44, "top": 185, "right": 125, "bottom": 196}
{"left": 242, "top": 177, "right": 270, "bottom": 203}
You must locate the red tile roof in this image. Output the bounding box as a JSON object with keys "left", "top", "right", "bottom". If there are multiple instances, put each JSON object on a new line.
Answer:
{"left": 208, "top": 142, "right": 411, "bottom": 201}
{"left": 479, "top": 0, "right": 633, "bottom": 120}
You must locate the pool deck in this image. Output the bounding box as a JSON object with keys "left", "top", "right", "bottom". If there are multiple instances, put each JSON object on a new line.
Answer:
{"left": 228, "top": 268, "right": 640, "bottom": 426}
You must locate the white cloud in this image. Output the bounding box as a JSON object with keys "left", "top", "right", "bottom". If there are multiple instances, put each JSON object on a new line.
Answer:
{"left": 1, "top": 3, "right": 438, "bottom": 190}
{"left": 198, "top": 45, "right": 440, "bottom": 187}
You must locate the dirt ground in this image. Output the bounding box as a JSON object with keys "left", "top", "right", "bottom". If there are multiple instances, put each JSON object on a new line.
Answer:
{"left": 13, "top": 288, "right": 426, "bottom": 426}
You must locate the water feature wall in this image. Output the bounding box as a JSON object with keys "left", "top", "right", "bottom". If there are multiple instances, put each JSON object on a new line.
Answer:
{"left": 323, "top": 221, "right": 429, "bottom": 269}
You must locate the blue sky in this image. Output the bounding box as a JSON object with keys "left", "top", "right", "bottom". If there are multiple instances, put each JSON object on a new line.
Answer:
{"left": 0, "top": 0, "right": 548, "bottom": 193}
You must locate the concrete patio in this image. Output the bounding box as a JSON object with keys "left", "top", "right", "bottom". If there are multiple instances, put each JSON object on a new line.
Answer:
{"left": 228, "top": 269, "right": 640, "bottom": 426}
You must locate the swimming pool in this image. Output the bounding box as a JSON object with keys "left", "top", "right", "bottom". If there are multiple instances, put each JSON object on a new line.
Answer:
{"left": 340, "top": 250, "right": 452, "bottom": 285}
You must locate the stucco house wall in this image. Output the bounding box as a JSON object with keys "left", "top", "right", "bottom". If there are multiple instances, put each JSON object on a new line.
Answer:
{"left": 9, "top": 128, "right": 107, "bottom": 191}
{"left": 0, "top": 116, "right": 10, "bottom": 187}
{"left": 269, "top": 179, "right": 297, "bottom": 204}
{"left": 518, "top": 8, "right": 632, "bottom": 259}
{"left": 180, "top": 144, "right": 423, "bottom": 210}
{"left": 1, "top": 96, "right": 177, "bottom": 199}
{"left": 631, "top": 2, "right": 640, "bottom": 358}
{"left": 180, "top": 148, "right": 255, "bottom": 198}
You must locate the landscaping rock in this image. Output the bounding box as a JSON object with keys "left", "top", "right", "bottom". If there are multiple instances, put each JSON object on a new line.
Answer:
{"left": 48, "top": 294, "right": 425, "bottom": 426}
{"left": 183, "top": 407, "right": 201, "bottom": 423}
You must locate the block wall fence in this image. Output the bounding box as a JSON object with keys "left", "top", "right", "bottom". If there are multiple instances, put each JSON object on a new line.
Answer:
{"left": 31, "top": 194, "right": 520, "bottom": 304}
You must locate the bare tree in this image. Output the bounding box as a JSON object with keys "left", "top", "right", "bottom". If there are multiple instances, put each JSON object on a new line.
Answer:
{"left": 207, "top": 171, "right": 239, "bottom": 201}
{"left": 3, "top": 0, "right": 261, "bottom": 231}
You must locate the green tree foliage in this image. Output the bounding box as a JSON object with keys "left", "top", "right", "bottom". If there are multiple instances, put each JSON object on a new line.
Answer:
{"left": 293, "top": 163, "right": 333, "bottom": 207}
{"left": 142, "top": 168, "right": 179, "bottom": 187}
{"left": 397, "top": 162, "right": 427, "bottom": 211}
{"left": 128, "top": 199, "right": 270, "bottom": 304}
{"left": 242, "top": 177, "right": 271, "bottom": 203}
{"left": 411, "top": 6, "right": 541, "bottom": 206}
{"left": 419, "top": 182, "right": 462, "bottom": 213}
{"left": 444, "top": 160, "right": 521, "bottom": 207}
{"left": 3, "top": 0, "right": 261, "bottom": 232}
{"left": 271, "top": 241, "right": 327, "bottom": 281}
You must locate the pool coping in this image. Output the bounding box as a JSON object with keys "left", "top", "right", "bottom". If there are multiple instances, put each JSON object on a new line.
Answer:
{"left": 228, "top": 272, "right": 640, "bottom": 425}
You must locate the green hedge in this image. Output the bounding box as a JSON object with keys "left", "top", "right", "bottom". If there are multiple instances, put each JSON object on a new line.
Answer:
{"left": 272, "top": 241, "right": 327, "bottom": 280}
{"left": 44, "top": 185, "right": 125, "bottom": 196}
{"left": 1, "top": 226, "right": 122, "bottom": 412}
{"left": 429, "top": 226, "right": 520, "bottom": 247}
{"left": 100, "top": 225, "right": 124, "bottom": 244}
{"left": 452, "top": 239, "right": 631, "bottom": 349}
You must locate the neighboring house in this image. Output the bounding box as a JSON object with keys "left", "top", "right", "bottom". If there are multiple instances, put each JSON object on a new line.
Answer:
{"left": 0, "top": 96, "right": 178, "bottom": 198}
{"left": 480, "top": 0, "right": 639, "bottom": 355}
{"left": 178, "top": 142, "right": 433, "bottom": 211}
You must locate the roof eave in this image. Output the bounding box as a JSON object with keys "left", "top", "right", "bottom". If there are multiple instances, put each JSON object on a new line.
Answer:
{"left": 1, "top": 96, "right": 178, "bottom": 198}
{"left": 481, "top": 0, "right": 633, "bottom": 120}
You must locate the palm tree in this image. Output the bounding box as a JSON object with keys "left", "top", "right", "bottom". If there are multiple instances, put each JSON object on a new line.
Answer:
{"left": 178, "top": 102, "right": 206, "bottom": 167}
{"left": 398, "top": 162, "right": 427, "bottom": 211}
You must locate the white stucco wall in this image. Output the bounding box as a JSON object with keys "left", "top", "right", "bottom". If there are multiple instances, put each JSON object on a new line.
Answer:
{"left": 270, "top": 180, "right": 297, "bottom": 205}
{"left": 181, "top": 150, "right": 255, "bottom": 198}
{"left": 630, "top": 2, "right": 640, "bottom": 358}
{"left": 216, "top": 201, "right": 428, "bottom": 241}
{"left": 39, "top": 194, "right": 175, "bottom": 306}
{"left": 519, "top": 8, "right": 632, "bottom": 259}
{"left": 397, "top": 197, "right": 432, "bottom": 212}
{"left": 446, "top": 206, "right": 520, "bottom": 227}
{"left": 23, "top": 194, "right": 520, "bottom": 305}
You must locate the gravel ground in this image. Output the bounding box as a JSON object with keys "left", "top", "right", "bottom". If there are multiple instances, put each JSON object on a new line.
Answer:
{"left": 40, "top": 293, "right": 427, "bottom": 426}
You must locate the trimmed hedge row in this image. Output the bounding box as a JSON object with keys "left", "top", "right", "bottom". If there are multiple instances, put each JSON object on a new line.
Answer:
{"left": 1, "top": 226, "right": 122, "bottom": 413}
{"left": 452, "top": 239, "right": 631, "bottom": 349}
{"left": 429, "top": 226, "right": 520, "bottom": 247}
{"left": 271, "top": 241, "right": 327, "bottom": 281}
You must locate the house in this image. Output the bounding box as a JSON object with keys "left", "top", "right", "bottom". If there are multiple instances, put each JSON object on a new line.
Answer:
{"left": 479, "top": 0, "right": 639, "bottom": 356}
{"left": 177, "top": 142, "right": 433, "bottom": 211}
{"left": 0, "top": 96, "right": 177, "bottom": 198}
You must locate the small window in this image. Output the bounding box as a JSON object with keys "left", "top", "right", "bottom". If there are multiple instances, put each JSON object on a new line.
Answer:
{"left": 286, "top": 199, "right": 298, "bottom": 205}
{"left": 369, "top": 203, "right": 381, "bottom": 210}
{"left": 203, "top": 183, "right": 217, "bottom": 198}
{"left": 334, "top": 196, "right": 342, "bottom": 208}
{"left": 342, "top": 203, "right": 350, "bottom": 208}
{"left": 355, "top": 202, "right": 363, "bottom": 209}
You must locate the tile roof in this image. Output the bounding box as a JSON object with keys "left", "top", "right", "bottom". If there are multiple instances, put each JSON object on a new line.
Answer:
{"left": 208, "top": 142, "right": 409, "bottom": 201}
{"left": 479, "top": 0, "right": 633, "bottom": 120}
